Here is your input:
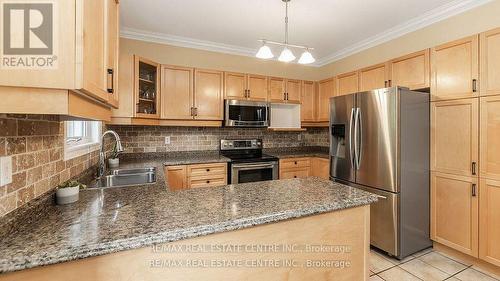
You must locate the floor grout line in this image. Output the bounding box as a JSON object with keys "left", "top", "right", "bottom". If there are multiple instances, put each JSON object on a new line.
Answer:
{"left": 415, "top": 252, "right": 465, "bottom": 278}
{"left": 445, "top": 265, "right": 472, "bottom": 280}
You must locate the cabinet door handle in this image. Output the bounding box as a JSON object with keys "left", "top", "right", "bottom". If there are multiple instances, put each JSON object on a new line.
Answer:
{"left": 206, "top": 180, "right": 210, "bottom": 184}
{"left": 384, "top": 81, "right": 388, "bottom": 87}
{"left": 472, "top": 162, "right": 477, "bottom": 175}
{"left": 294, "top": 161, "right": 298, "bottom": 165}
{"left": 388, "top": 80, "right": 392, "bottom": 87}
{"left": 206, "top": 169, "right": 210, "bottom": 172}
{"left": 287, "top": 93, "right": 289, "bottom": 100}
{"left": 107, "top": 68, "right": 114, "bottom": 93}
{"left": 248, "top": 89, "right": 250, "bottom": 98}
{"left": 194, "top": 108, "right": 198, "bottom": 117}
{"left": 472, "top": 184, "right": 477, "bottom": 197}
{"left": 284, "top": 93, "right": 286, "bottom": 101}
{"left": 473, "top": 79, "right": 478, "bottom": 92}
{"left": 294, "top": 175, "right": 297, "bottom": 178}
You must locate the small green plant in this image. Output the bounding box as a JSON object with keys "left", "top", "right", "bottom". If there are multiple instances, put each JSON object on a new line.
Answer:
{"left": 110, "top": 142, "right": 120, "bottom": 159}
{"left": 58, "top": 180, "right": 86, "bottom": 189}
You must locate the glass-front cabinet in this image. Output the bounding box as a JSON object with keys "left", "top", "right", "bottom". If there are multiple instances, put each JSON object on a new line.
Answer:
{"left": 135, "top": 56, "right": 160, "bottom": 118}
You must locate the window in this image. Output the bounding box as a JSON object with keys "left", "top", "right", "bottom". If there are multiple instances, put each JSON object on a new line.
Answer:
{"left": 64, "top": 121, "right": 101, "bottom": 160}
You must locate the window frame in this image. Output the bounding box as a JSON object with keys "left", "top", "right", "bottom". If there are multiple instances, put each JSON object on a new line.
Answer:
{"left": 64, "top": 121, "right": 102, "bottom": 161}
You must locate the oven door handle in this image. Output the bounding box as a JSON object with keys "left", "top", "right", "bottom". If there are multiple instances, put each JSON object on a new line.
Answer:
{"left": 232, "top": 163, "right": 276, "bottom": 170}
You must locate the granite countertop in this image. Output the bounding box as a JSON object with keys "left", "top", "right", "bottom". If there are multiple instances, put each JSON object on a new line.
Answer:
{"left": 0, "top": 151, "right": 376, "bottom": 274}
{"left": 119, "top": 150, "right": 231, "bottom": 166}
{"left": 264, "top": 146, "right": 329, "bottom": 159}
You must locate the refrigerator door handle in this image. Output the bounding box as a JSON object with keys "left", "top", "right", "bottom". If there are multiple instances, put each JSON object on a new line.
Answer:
{"left": 354, "top": 108, "right": 362, "bottom": 169}
{"left": 349, "top": 108, "right": 356, "bottom": 169}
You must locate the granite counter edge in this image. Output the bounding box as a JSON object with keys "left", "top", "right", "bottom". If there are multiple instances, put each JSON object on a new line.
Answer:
{"left": 0, "top": 196, "right": 377, "bottom": 274}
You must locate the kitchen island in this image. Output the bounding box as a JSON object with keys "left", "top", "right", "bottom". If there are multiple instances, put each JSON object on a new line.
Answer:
{"left": 0, "top": 155, "right": 377, "bottom": 281}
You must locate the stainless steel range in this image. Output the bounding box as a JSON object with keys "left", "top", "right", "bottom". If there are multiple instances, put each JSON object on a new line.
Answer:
{"left": 220, "top": 139, "right": 279, "bottom": 184}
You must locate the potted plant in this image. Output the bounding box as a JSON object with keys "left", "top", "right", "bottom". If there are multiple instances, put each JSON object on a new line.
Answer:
{"left": 108, "top": 142, "right": 121, "bottom": 168}
{"left": 56, "top": 180, "right": 86, "bottom": 205}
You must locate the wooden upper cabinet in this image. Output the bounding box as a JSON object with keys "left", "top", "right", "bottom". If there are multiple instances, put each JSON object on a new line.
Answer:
{"left": 225, "top": 72, "right": 268, "bottom": 101}
{"left": 336, "top": 71, "right": 359, "bottom": 96}
{"left": 431, "top": 172, "right": 478, "bottom": 257}
{"left": 106, "top": 0, "right": 120, "bottom": 108}
{"left": 430, "top": 98, "right": 478, "bottom": 177}
{"left": 480, "top": 96, "right": 500, "bottom": 180}
{"left": 269, "top": 78, "right": 301, "bottom": 103}
{"left": 224, "top": 72, "right": 247, "bottom": 100}
{"left": 135, "top": 56, "right": 160, "bottom": 119}
{"left": 359, "top": 63, "right": 389, "bottom": 92}
{"left": 480, "top": 28, "right": 500, "bottom": 97}
{"left": 82, "top": 0, "right": 108, "bottom": 102}
{"left": 0, "top": 0, "right": 120, "bottom": 115}
{"left": 160, "top": 65, "right": 193, "bottom": 120}
{"left": 301, "top": 81, "right": 316, "bottom": 122}
{"left": 431, "top": 35, "right": 479, "bottom": 101}
{"left": 389, "top": 49, "right": 430, "bottom": 90}
{"left": 286, "top": 79, "right": 302, "bottom": 103}
{"left": 317, "top": 78, "right": 335, "bottom": 121}
{"left": 479, "top": 178, "right": 500, "bottom": 267}
{"left": 247, "top": 74, "right": 268, "bottom": 101}
{"left": 194, "top": 69, "right": 224, "bottom": 120}
{"left": 269, "top": 77, "right": 286, "bottom": 102}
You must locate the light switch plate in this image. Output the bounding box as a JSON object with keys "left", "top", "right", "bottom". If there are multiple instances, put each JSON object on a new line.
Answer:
{"left": 164, "top": 136, "right": 170, "bottom": 145}
{"left": 0, "top": 156, "right": 13, "bottom": 186}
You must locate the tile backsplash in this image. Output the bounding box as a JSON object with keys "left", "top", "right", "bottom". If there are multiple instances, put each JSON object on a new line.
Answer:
{"left": 108, "top": 126, "right": 329, "bottom": 153}
{"left": 0, "top": 120, "right": 328, "bottom": 218}
{"left": 0, "top": 115, "right": 111, "bottom": 218}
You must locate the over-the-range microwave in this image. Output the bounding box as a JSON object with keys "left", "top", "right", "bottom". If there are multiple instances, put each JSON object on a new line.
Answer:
{"left": 224, "top": 99, "right": 269, "bottom": 127}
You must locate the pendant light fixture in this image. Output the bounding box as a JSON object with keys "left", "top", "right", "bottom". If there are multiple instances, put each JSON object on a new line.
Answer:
{"left": 255, "top": 0, "right": 315, "bottom": 64}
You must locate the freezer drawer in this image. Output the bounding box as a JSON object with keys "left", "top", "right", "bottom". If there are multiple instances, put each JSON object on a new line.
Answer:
{"left": 335, "top": 179, "right": 399, "bottom": 257}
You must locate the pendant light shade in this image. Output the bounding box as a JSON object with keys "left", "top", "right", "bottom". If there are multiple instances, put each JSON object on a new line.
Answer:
{"left": 256, "top": 44, "right": 274, "bottom": 59}
{"left": 278, "top": 47, "right": 295, "bottom": 62}
{"left": 256, "top": 0, "right": 314, "bottom": 64}
{"left": 298, "top": 49, "right": 315, "bottom": 64}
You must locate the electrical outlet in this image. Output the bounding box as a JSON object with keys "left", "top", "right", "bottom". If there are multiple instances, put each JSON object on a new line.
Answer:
{"left": 164, "top": 136, "right": 171, "bottom": 145}
{"left": 0, "top": 156, "right": 13, "bottom": 186}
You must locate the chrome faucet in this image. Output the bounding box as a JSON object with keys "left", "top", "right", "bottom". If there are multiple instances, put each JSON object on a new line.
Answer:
{"left": 98, "top": 130, "right": 124, "bottom": 178}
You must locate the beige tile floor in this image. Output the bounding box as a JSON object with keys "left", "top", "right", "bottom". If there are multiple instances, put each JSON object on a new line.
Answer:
{"left": 369, "top": 247, "right": 500, "bottom": 281}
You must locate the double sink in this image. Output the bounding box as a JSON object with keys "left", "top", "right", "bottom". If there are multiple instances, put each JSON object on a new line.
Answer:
{"left": 89, "top": 167, "right": 157, "bottom": 189}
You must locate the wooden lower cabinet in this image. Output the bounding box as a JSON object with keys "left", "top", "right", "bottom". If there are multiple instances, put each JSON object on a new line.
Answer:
{"left": 311, "top": 158, "right": 330, "bottom": 180}
{"left": 479, "top": 178, "right": 500, "bottom": 267}
{"left": 431, "top": 172, "right": 478, "bottom": 257}
{"left": 165, "top": 163, "right": 227, "bottom": 190}
{"left": 281, "top": 168, "right": 310, "bottom": 179}
{"left": 165, "top": 166, "right": 187, "bottom": 191}
{"left": 279, "top": 157, "right": 330, "bottom": 180}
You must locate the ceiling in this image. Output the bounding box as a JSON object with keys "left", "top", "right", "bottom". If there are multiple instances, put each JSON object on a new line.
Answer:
{"left": 120, "top": 0, "right": 491, "bottom": 66}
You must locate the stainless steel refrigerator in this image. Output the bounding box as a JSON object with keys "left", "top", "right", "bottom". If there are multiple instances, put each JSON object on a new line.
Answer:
{"left": 329, "top": 86, "right": 431, "bottom": 259}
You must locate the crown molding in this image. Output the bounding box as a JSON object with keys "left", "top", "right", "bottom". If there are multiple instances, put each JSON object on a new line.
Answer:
{"left": 120, "top": 27, "right": 257, "bottom": 57}
{"left": 314, "top": 0, "right": 493, "bottom": 66}
{"left": 121, "top": 0, "right": 492, "bottom": 68}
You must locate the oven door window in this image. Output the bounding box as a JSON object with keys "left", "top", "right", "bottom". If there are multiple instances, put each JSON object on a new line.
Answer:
{"left": 237, "top": 167, "right": 274, "bottom": 183}
{"left": 228, "top": 105, "right": 267, "bottom": 122}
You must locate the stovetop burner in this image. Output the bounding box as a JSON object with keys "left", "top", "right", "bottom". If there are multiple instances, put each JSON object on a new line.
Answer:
{"left": 220, "top": 139, "right": 278, "bottom": 163}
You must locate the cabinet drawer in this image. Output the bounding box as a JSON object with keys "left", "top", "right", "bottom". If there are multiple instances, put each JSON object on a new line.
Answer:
{"left": 280, "top": 158, "right": 311, "bottom": 169}
{"left": 188, "top": 163, "right": 227, "bottom": 178}
{"left": 189, "top": 177, "right": 226, "bottom": 188}
{"left": 280, "top": 168, "right": 310, "bottom": 179}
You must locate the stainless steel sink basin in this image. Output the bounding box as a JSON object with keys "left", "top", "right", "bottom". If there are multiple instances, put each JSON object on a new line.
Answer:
{"left": 89, "top": 167, "right": 156, "bottom": 189}
{"left": 111, "top": 167, "right": 156, "bottom": 175}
